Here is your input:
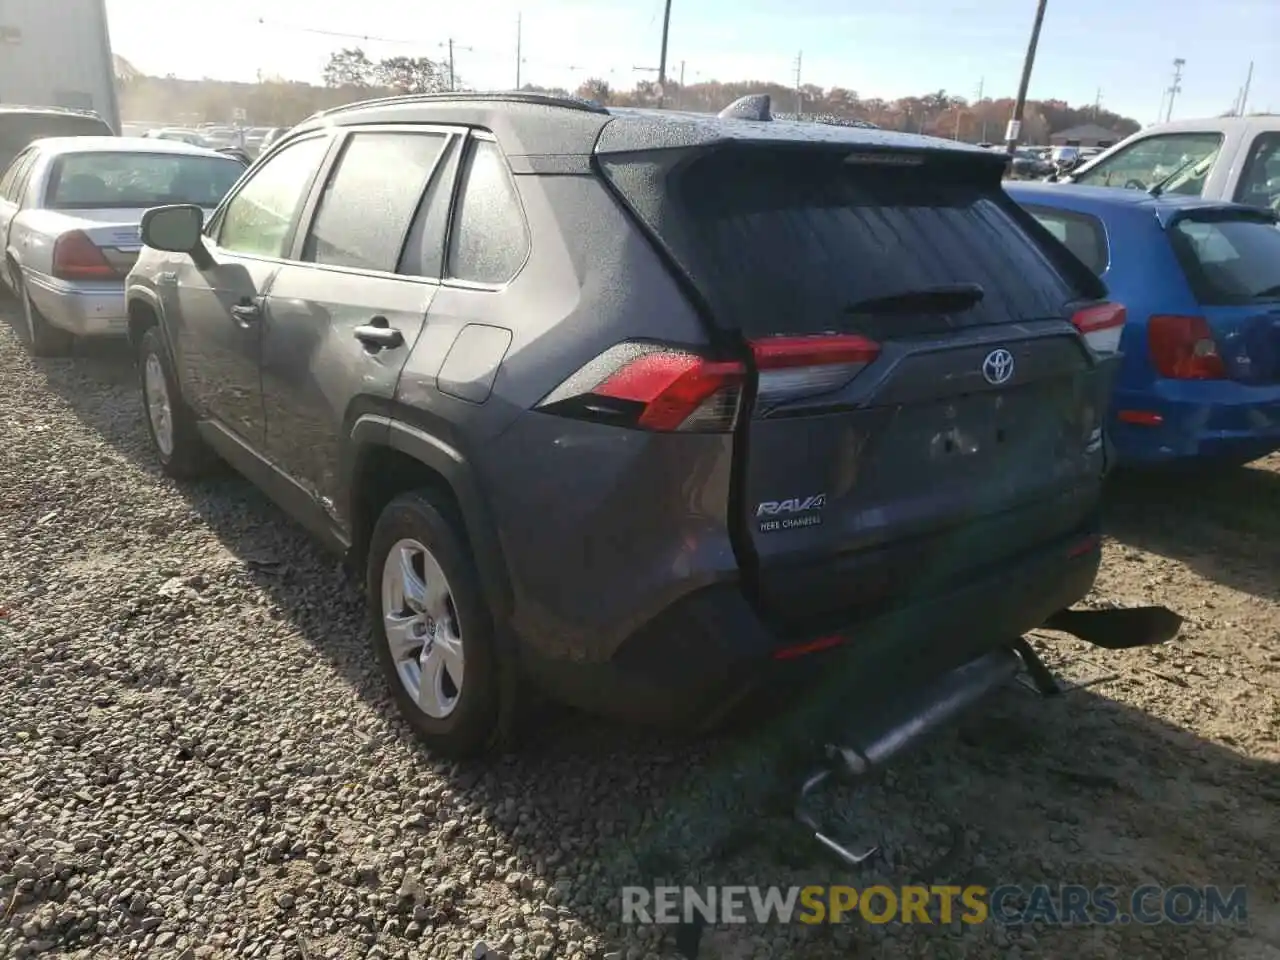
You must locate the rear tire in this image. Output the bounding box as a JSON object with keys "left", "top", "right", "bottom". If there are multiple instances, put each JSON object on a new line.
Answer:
{"left": 16, "top": 276, "right": 73, "bottom": 357}
{"left": 138, "top": 325, "right": 216, "bottom": 479}
{"left": 367, "top": 491, "right": 500, "bottom": 758}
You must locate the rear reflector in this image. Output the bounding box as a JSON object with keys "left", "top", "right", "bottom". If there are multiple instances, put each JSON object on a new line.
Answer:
{"left": 536, "top": 342, "right": 745, "bottom": 433}
{"left": 751, "top": 334, "right": 881, "bottom": 407}
{"left": 52, "top": 230, "right": 118, "bottom": 282}
{"left": 771, "top": 634, "right": 845, "bottom": 660}
{"left": 1147, "top": 315, "right": 1225, "bottom": 380}
{"left": 1071, "top": 302, "right": 1126, "bottom": 354}
{"left": 1117, "top": 409, "right": 1164, "bottom": 426}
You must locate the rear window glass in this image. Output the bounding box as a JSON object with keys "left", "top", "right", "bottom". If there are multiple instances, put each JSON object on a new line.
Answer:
{"left": 1023, "top": 205, "right": 1109, "bottom": 276}
{"left": 604, "top": 149, "right": 1086, "bottom": 337}
{"left": 0, "top": 114, "right": 111, "bottom": 170}
{"left": 46, "top": 152, "right": 244, "bottom": 209}
{"left": 1170, "top": 216, "right": 1280, "bottom": 305}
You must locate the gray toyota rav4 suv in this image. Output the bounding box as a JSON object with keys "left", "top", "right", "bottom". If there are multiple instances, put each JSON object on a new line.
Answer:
{"left": 126, "top": 92, "right": 1128, "bottom": 757}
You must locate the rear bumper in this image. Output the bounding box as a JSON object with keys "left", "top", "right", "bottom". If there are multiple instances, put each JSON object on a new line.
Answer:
{"left": 1110, "top": 381, "right": 1280, "bottom": 465}
{"left": 521, "top": 528, "right": 1102, "bottom": 729}
{"left": 24, "top": 273, "right": 128, "bottom": 337}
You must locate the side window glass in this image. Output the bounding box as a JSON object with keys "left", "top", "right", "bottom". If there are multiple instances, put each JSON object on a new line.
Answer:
{"left": 1075, "top": 133, "right": 1223, "bottom": 193}
{"left": 0, "top": 152, "right": 24, "bottom": 199}
{"left": 399, "top": 138, "right": 463, "bottom": 278}
{"left": 446, "top": 138, "right": 528, "bottom": 285}
{"left": 1025, "top": 206, "right": 1108, "bottom": 276}
{"left": 11, "top": 155, "right": 39, "bottom": 206}
{"left": 1233, "top": 134, "right": 1280, "bottom": 212}
{"left": 218, "top": 136, "right": 330, "bottom": 258}
{"left": 302, "top": 131, "right": 448, "bottom": 273}
{"left": 3, "top": 152, "right": 37, "bottom": 203}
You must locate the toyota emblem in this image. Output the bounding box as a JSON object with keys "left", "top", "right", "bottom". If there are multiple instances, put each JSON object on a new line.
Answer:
{"left": 982, "top": 348, "right": 1015, "bottom": 386}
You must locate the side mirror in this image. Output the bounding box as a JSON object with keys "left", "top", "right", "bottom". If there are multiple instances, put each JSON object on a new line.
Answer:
{"left": 141, "top": 204, "right": 204, "bottom": 254}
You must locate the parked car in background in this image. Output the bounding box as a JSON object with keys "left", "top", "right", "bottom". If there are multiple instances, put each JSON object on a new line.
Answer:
{"left": 126, "top": 91, "right": 1123, "bottom": 757}
{"left": 0, "top": 137, "right": 246, "bottom": 354}
{"left": 143, "top": 127, "right": 212, "bottom": 148}
{"left": 258, "top": 127, "right": 286, "bottom": 152}
{"left": 1010, "top": 147, "right": 1053, "bottom": 179}
{"left": 1050, "top": 116, "right": 1280, "bottom": 212}
{"left": 0, "top": 105, "right": 112, "bottom": 172}
{"left": 1008, "top": 182, "right": 1280, "bottom": 468}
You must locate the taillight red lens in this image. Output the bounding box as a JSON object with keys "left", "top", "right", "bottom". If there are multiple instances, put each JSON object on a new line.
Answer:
{"left": 52, "top": 230, "right": 117, "bottom": 282}
{"left": 1071, "top": 302, "right": 1126, "bottom": 354}
{"left": 537, "top": 343, "right": 745, "bottom": 433}
{"left": 1147, "top": 314, "right": 1225, "bottom": 380}
{"left": 751, "top": 334, "right": 881, "bottom": 406}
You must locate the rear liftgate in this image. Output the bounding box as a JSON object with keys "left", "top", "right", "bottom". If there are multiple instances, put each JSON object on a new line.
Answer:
{"left": 795, "top": 604, "right": 1184, "bottom": 868}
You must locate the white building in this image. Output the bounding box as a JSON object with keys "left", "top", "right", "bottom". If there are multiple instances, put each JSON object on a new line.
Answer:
{"left": 0, "top": 0, "right": 120, "bottom": 130}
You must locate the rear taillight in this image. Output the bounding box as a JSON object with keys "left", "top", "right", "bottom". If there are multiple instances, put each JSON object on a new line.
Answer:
{"left": 1071, "top": 302, "right": 1126, "bottom": 354}
{"left": 52, "top": 230, "right": 117, "bottom": 282}
{"left": 751, "top": 334, "right": 881, "bottom": 406}
{"left": 1147, "top": 314, "right": 1225, "bottom": 380}
{"left": 536, "top": 342, "right": 745, "bottom": 433}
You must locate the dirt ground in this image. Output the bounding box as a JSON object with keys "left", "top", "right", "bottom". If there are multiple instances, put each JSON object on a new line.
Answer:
{"left": 0, "top": 307, "right": 1277, "bottom": 960}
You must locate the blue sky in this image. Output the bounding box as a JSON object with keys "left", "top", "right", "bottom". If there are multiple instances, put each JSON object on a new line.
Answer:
{"left": 105, "top": 0, "right": 1279, "bottom": 124}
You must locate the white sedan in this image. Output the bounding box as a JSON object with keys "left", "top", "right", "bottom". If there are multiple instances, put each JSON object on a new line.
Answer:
{"left": 0, "top": 136, "right": 245, "bottom": 355}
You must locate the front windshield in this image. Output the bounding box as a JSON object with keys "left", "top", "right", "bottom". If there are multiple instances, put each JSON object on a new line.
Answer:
{"left": 1074, "top": 131, "right": 1223, "bottom": 192}
{"left": 46, "top": 151, "right": 245, "bottom": 209}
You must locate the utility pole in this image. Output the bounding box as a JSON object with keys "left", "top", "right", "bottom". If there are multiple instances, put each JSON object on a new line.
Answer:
{"left": 1238, "top": 60, "right": 1254, "bottom": 116}
{"left": 442, "top": 39, "right": 474, "bottom": 92}
{"left": 515, "top": 13, "right": 522, "bottom": 90}
{"left": 1006, "top": 0, "right": 1049, "bottom": 155}
{"left": 1093, "top": 87, "right": 1102, "bottom": 119}
{"left": 656, "top": 0, "right": 673, "bottom": 108}
{"left": 793, "top": 51, "right": 803, "bottom": 117}
{"left": 1164, "top": 58, "right": 1185, "bottom": 123}
{"left": 975, "top": 77, "right": 986, "bottom": 142}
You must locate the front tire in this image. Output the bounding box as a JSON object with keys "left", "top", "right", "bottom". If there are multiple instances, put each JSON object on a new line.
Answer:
{"left": 367, "top": 491, "right": 500, "bottom": 758}
{"left": 138, "top": 325, "right": 216, "bottom": 479}
{"left": 16, "top": 276, "right": 73, "bottom": 357}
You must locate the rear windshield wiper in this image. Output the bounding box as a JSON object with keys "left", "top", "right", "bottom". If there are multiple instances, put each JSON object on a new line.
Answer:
{"left": 845, "top": 283, "right": 985, "bottom": 316}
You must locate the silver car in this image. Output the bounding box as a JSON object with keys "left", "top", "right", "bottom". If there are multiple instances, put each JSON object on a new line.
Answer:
{"left": 0, "top": 136, "right": 245, "bottom": 355}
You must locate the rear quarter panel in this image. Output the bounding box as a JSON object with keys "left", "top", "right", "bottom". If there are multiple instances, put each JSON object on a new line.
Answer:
{"left": 391, "top": 170, "right": 739, "bottom": 662}
{"left": 1092, "top": 205, "right": 1201, "bottom": 393}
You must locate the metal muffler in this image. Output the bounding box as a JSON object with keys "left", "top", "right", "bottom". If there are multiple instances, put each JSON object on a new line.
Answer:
{"left": 795, "top": 604, "right": 1184, "bottom": 867}
{"left": 796, "top": 646, "right": 1023, "bottom": 867}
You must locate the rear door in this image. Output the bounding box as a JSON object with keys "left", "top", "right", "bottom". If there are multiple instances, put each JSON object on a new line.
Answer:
{"left": 1165, "top": 208, "right": 1280, "bottom": 383}
{"left": 261, "top": 126, "right": 457, "bottom": 522}
{"left": 602, "top": 145, "right": 1117, "bottom": 627}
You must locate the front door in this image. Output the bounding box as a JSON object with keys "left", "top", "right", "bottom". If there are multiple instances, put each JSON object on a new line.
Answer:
{"left": 168, "top": 133, "right": 334, "bottom": 447}
{"left": 260, "top": 128, "right": 457, "bottom": 524}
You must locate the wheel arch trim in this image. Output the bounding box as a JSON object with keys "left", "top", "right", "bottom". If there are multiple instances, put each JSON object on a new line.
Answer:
{"left": 348, "top": 415, "right": 514, "bottom": 619}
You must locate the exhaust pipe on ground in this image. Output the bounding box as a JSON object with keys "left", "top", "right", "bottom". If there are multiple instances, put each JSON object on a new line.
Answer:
{"left": 796, "top": 646, "right": 1023, "bottom": 867}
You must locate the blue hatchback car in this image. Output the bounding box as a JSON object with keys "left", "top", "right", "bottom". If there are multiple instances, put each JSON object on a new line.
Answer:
{"left": 1007, "top": 182, "right": 1280, "bottom": 467}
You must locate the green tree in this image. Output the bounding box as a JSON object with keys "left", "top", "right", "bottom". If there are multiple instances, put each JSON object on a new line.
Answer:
{"left": 323, "top": 48, "right": 374, "bottom": 88}
{"left": 376, "top": 56, "right": 443, "bottom": 94}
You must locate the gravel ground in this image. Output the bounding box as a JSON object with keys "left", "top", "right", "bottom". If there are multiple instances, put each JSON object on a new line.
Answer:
{"left": 1, "top": 304, "right": 1277, "bottom": 960}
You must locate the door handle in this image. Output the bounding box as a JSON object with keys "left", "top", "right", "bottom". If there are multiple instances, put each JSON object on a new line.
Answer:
{"left": 354, "top": 317, "right": 404, "bottom": 350}
{"left": 230, "top": 302, "right": 261, "bottom": 327}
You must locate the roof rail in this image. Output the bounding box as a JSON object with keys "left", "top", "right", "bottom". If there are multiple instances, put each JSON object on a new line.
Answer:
{"left": 0, "top": 103, "right": 103, "bottom": 119}
{"left": 312, "top": 90, "right": 609, "bottom": 120}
